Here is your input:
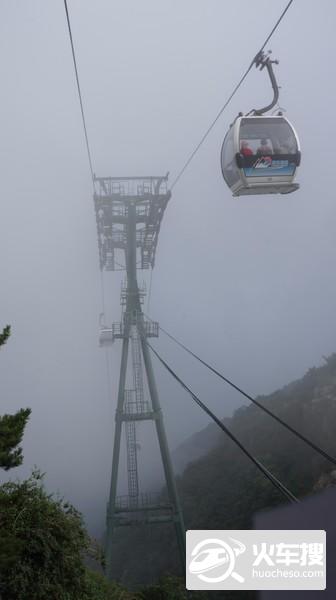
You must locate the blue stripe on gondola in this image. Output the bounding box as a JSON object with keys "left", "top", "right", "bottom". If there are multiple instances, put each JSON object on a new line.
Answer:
{"left": 243, "top": 165, "right": 296, "bottom": 177}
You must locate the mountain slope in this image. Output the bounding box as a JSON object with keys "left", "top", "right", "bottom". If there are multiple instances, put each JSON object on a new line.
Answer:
{"left": 110, "top": 354, "right": 336, "bottom": 590}
{"left": 180, "top": 354, "right": 336, "bottom": 531}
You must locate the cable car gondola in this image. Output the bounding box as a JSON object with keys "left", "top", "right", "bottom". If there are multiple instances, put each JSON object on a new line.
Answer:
{"left": 221, "top": 52, "right": 301, "bottom": 196}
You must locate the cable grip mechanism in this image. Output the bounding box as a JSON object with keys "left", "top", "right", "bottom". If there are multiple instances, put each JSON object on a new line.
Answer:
{"left": 252, "top": 50, "right": 280, "bottom": 115}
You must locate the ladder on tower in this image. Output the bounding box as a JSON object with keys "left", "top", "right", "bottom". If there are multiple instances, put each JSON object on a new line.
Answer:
{"left": 131, "top": 325, "right": 148, "bottom": 413}
{"left": 125, "top": 419, "right": 139, "bottom": 508}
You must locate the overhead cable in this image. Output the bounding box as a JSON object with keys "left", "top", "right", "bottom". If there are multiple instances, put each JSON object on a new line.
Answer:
{"left": 146, "top": 340, "right": 299, "bottom": 504}
{"left": 259, "top": 0, "right": 294, "bottom": 53}
{"left": 63, "top": 0, "right": 95, "bottom": 183}
{"left": 145, "top": 314, "right": 336, "bottom": 468}
{"left": 170, "top": 0, "right": 295, "bottom": 190}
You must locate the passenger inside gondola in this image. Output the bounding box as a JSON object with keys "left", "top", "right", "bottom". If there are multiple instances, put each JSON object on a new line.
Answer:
{"left": 256, "top": 138, "right": 273, "bottom": 155}
{"left": 240, "top": 140, "right": 253, "bottom": 156}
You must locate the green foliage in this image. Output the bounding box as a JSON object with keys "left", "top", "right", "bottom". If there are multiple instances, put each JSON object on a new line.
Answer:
{"left": 0, "top": 324, "right": 31, "bottom": 470}
{"left": 0, "top": 325, "right": 11, "bottom": 347}
{"left": 137, "top": 576, "right": 203, "bottom": 599}
{"left": 136, "top": 577, "right": 255, "bottom": 600}
{"left": 179, "top": 352, "right": 336, "bottom": 530}
{"left": 0, "top": 408, "right": 31, "bottom": 470}
{"left": 0, "top": 470, "right": 90, "bottom": 600}
{"left": 84, "top": 570, "right": 135, "bottom": 600}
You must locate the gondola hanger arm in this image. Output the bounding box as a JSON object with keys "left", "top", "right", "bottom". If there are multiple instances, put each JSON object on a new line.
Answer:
{"left": 252, "top": 50, "right": 280, "bottom": 115}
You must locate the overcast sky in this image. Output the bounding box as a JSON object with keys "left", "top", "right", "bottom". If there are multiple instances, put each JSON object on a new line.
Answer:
{"left": 1, "top": 0, "right": 335, "bottom": 534}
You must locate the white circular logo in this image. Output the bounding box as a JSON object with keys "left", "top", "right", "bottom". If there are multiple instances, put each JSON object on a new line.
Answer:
{"left": 189, "top": 537, "right": 246, "bottom": 583}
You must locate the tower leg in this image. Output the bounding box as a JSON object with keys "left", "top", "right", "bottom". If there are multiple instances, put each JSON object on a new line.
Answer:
{"left": 139, "top": 326, "right": 186, "bottom": 570}
{"left": 105, "top": 335, "right": 129, "bottom": 580}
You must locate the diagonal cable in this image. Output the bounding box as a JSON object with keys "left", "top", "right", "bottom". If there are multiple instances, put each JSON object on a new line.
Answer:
{"left": 146, "top": 340, "right": 299, "bottom": 504}
{"left": 144, "top": 313, "right": 336, "bottom": 467}
{"left": 63, "top": 0, "right": 95, "bottom": 182}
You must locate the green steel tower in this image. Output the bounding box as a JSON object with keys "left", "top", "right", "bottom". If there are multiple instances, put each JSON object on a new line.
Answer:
{"left": 94, "top": 175, "right": 185, "bottom": 580}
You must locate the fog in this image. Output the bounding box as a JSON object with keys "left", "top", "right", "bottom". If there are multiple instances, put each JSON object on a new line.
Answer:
{"left": 1, "top": 0, "right": 336, "bottom": 534}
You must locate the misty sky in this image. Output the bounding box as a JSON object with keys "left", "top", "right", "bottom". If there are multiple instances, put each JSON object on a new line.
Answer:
{"left": 1, "top": 0, "right": 336, "bottom": 533}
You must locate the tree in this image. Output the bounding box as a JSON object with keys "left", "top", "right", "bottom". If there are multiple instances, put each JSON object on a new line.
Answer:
{"left": 0, "top": 471, "right": 138, "bottom": 600}
{"left": 0, "top": 408, "right": 31, "bottom": 470}
{"left": 0, "top": 470, "right": 89, "bottom": 599}
{"left": 0, "top": 325, "right": 10, "bottom": 346}
{"left": 84, "top": 570, "right": 133, "bottom": 600}
{"left": 0, "top": 325, "right": 131, "bottom": 599}
{"left": 0, "top": 325, "right": 31, "bottom": 470}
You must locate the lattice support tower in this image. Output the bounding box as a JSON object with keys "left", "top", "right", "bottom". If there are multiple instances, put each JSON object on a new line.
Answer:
{"left": 94, "top": 175, "right": 185, "bottom": 580}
